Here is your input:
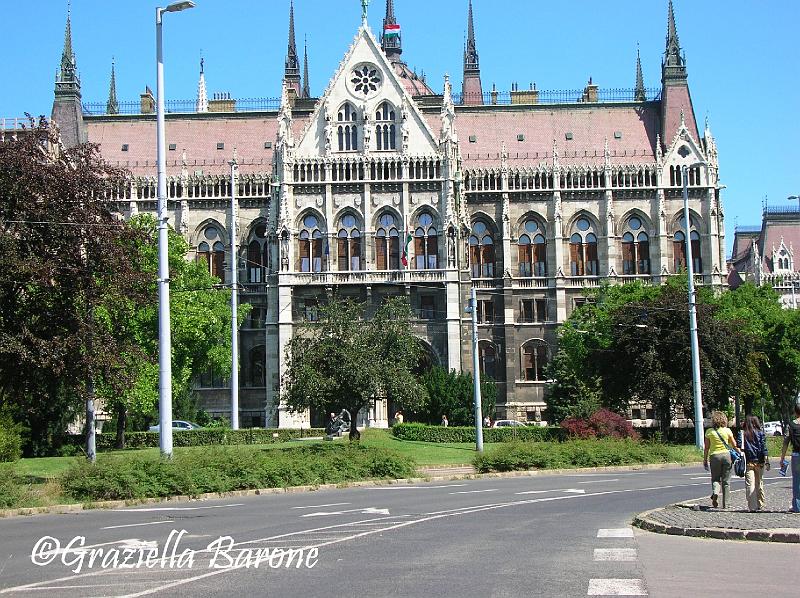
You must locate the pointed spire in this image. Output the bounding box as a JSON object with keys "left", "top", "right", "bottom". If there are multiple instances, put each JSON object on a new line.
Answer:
{"left": 461, "top": 0, "right": 483, "bottom": 105}
{"left": 662, "top": 0, "right": 687, "bottom": 81}
{"left": 464, "top": 0, "right": 479, "bottom": 72}
{"left": 381, "top": 0, "right": 402, "bottom": 62}
{"left": 634, "top": 45, "right": 646, "bottom": 101}
{"left": 302, "top": 37, "right": 311, "bottom": 99}
{"left": 284, "top": 1, "right": 301, "bottom": 96}
{"left": 56, "top": 1, "right": 80, "bottom": 92}
{"left": 196, "top": 55, "right": 208, "bottom": 113}
{"left": 106, "top": 58, "right": 119, "bottom": 115}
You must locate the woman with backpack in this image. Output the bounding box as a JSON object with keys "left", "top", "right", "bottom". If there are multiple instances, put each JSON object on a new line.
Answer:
{"left": 742, "top": 415, "right": 770, "bottom": 512}
{"left": 703, "top": 411, "right": 742, "bottom": 509}
{"left": 779, "top": 403, "right": 800, "bottom": 513}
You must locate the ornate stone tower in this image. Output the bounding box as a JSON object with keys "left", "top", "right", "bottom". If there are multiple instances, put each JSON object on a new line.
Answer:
{"left": 381, "top": 0, "right": 402, "bottom": 63}
{"left": 284, "top": 1, "right": 302, "bottom": 98}
{"left": 461, "top": 0, "right": 483, "bottom": 105}
{"left": 51, "top": 6, "right": 86, "bottom": 148}
{"left": 660, "top": 0, "right": 698, "bottom": 143}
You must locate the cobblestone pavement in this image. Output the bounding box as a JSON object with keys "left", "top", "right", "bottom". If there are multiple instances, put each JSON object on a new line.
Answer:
{"left": 635, "top": 478, "right": 800, "bottom": 542}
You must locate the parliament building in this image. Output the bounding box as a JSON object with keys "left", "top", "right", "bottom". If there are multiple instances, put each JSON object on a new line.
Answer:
{"left": 44, "top": 1, "right": 726, "bottom": 428}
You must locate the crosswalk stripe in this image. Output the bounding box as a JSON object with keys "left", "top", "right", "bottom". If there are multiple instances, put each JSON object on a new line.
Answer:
{"left": 593, "top": 548, "right": 637, "bottom": 561}
{"left": 597, "top": 528, "right": 634, "bottom": 538}
{"left": 588, "top": 579, "right": 647, "bottom": 595}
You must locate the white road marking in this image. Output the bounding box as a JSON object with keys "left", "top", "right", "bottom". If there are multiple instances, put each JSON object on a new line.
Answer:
{"left": 587, "top": 578, "right": 647, "bottom": 595}
{"left": 291, "top": 502, "right": 350, "bottom": 509}
{"left": 116, "top": 503, "right": 244, "bottom": 512}
{"left": 301, "top": 507, "right": 390, "bottom": 518}
{"left": 578, "top": 479, "right": 620, "bottom": 484}
{"left": 515, "top": 488, "right": 586, "bottom": 495}
{"left": 597, "top": 528, "right": 634, "bottom": 538}
{"left": 449, "top": 489, "right": 498, "bottom": 494}
{"left": 2, "top": 481, "right": 710, "bottom": 597}
{"left": 689, "top": 476, "right": 707, "bottom": 480}
{"left": 101, "top": 521, "right": 173, "bottom": 530}
{"left": 594, "top": 548, "right": 637, "bottom": 561}
{"left": 364, "top": 484, "right": 467, "bottom": 489}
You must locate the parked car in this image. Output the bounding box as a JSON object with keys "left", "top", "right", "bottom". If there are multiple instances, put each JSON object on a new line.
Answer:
{"left": 492, "top": 419, "right": 527, "bottom": 428}
{"left": 148, "top": 420, "right": 202, "bottom": 432}
{"left": 763, "top": 421, "right": 783, "bottom": 436}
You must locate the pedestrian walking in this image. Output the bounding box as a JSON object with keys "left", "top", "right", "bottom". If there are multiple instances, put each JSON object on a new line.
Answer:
{"left": 703, "top": 411, "right": 741, "bottom": 509}
{"left": 441, "top": 415, "right": 449, "bottom": 427}
{"left": 394, "top": 411, "right": 404, "bottom": 425}
{"left": 742, "top": 415, "right": 770, "bottom": 512}
{"left": 779, "top": 402, "right": 800, "bottom": 513}
{"left": 483, "top": 415, "right": 491, "bottom": 428}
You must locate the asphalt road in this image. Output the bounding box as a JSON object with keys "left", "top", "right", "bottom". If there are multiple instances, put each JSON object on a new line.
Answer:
{"left": 0, "top": 467, "right": 794, "bottom": 597}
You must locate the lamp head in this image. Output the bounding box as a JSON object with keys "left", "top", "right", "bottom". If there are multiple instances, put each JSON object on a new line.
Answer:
{"left": 165, "top": 1, "right": 195, "bottom": 13}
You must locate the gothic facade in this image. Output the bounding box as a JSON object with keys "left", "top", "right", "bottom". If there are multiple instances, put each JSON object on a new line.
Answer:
{"left": 49, "top": 1, "right": 726, "bottom": 428}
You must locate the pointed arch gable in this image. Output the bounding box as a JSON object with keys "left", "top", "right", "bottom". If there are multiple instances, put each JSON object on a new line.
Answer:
{"left": 670, "top": 209, "right": 705, "bottom": 234}
{"left": 191, "top": 218, "right": 228, "bottom": 246}
{"left": 371, "top": 205, "right": 403, "bottom": 231}
{"left": 616, "top": 209, "right": 654, "bottom": 237}
{"left": 295, "top": 208, "right": 328, "bottom": 232}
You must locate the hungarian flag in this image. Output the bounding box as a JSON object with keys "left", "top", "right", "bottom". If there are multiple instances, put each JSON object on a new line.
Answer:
{"left": 401, "top": 230, "right": 413, "bottom": 267}
{"left": 384, "top": 23, "right": 400, "bottom": 39}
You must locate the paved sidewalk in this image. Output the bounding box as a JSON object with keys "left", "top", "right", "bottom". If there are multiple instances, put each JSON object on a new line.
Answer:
{"left": 634, "top": 478, "right": 800, "bottom": 542}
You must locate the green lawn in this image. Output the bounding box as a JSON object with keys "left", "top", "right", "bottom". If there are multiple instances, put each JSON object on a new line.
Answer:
{"left": 359, "top": 428, "right": 492, "bottom": 465}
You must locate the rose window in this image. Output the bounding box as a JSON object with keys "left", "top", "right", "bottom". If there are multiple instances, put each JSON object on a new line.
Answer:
{"left": 350, "top": 65, "right": 381, "bottom": 96}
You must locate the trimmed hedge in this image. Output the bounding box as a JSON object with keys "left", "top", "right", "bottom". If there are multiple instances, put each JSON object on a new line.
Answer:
{"left": 474, "top": 439, "right": 701, "bottom": 473}
{"left": 392, "top": 423, "right": 567, "bottom": 443}
{"left": 60, "top": 443, "right": 416, "bottom": 501}
{"left": 64, "top": 428, "right": 327, "bottom": 450}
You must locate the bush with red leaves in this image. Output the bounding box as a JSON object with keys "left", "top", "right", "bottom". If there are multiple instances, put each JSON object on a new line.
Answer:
{"left": 561, "top": 409, "right": 639, "bottom": 440}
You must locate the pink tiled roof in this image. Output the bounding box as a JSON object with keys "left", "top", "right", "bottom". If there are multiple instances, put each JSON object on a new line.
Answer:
{"left": 85, "top": 114, "right": 299, "bottom": 176}
{"left": 452, "top": 104, "right": 661, "bottom": 168}
{"left": 391, "top": 61, "right": 435, "bottom": 96}
{"left": 760, "top": 220, "right": 800, "bottom": 273}
{"left": 662, "top": 85, "right": 699, "bottom": 145}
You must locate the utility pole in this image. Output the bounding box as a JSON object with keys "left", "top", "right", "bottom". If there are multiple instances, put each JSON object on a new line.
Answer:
{"left": 468, "top": 286, "right": 484, "bottom": 452}
{"left": 229, "top": 152, "right": 240, "bottom": 430}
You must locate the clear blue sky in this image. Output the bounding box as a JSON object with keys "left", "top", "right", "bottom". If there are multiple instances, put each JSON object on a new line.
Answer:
{"left": 2, "top": 0, "right": 798, "bottom": 254}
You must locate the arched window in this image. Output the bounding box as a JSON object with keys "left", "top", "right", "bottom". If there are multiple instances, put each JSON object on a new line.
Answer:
{"left": 569, "top": 217, "right": 599, "bottom": 276}
{"left": 479, "top": 341, "right": 496, "bottom": 380}
{"left": 375, "top": 101, "right": 397, "bottom": 151}
{"left": 469, "top": 221, "right": 495, "bottom": 278}
{"left": 518, "top": 219, "right": 547, "bottom": 277}
{"left": 375, "top": 213, "right": 400, "bottom": 270}
{"left": 248, "top": 346, "right": 266, "bottom": 387}
{"left": 621, "top": 216, "right": 650, "bottom": 275}
{"left": 337, "top": 214, "right": 362, "bottom": 271}
{"left": 298, "top": 214, "right": 325, "bottom": 273}
{"left": 521, "top": 340, "right": 549, "bottom": 382}
{"left": 414, "top": 211, "right": 438, "bottom": 269}
{"left": 196, "top": 225, "right": 225, "bottom": 280}
{"left": 673, "top": 216, "right": 702, "bottom": 273}
{"left": 337, "top": 102, "right": 358, "bottom": 152}
{"left": 247, "top": 222, "right": 269, "bottom": 282}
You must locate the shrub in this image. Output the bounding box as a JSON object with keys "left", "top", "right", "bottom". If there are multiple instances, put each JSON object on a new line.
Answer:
{"left": 0, "top": 464, "right": 36, "bottom": 508}
{"left": 561, "top": 409, "right": 638, "bottom": 440}
{"left": 0, "top": 413, "right": 24, "bottom": 462}
{"left": 391, "top": 423, "right": 566, "bottom": 443}
{"left": 415, "top": 367, "right": 496, "bottom": 426}
{"left": 60, "top": 443, "right": 416, "bottom": 501}
{"left": 474, "top": 439, "right": 699, "bottom": 473}
{"left": 63, "top": 428, "right": 327, "bottom": 451}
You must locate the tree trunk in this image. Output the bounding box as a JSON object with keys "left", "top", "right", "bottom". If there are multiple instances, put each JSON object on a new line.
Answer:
{"left": 348, "top": 408, "right": 361, "bottom": 441}
{"left": 115, "top": 403, "right": 127, "bottom": 449}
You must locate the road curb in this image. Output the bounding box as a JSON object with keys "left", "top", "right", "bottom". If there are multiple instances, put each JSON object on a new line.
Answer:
{"left": 632, "top": 507, "right": 800, "bottom": 544}
{"left": 0, "top": 461, "right": 700, "bottom": 520}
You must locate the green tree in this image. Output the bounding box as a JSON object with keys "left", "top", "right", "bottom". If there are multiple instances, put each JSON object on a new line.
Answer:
{"left": 415, "top": 366, "right": 496, "bottom": 426}
{"left": 282, "top": 296, "right": 426, "bottom": 440}
{"left": 97, "top": 214, "right": 247, "bottom": 447}
{"left": 0, "top": 122, "right": 150, "bottom": 454}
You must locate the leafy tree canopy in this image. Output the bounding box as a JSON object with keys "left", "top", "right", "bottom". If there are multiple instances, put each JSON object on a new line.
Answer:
{"left": 282, "top": 296, "right": 427, "bottom": 439}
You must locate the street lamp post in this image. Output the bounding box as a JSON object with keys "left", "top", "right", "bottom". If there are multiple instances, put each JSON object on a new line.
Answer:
{"left": 466, "top": 286, "right": 484, "bottom": 452}
{"left": 681, "top": 163, "right": 705, "bottom": 451}
{"left": 229, "top": 154, "right": 239, "bottom": 430}
{"left": 156, "top": 1, "right": 195, "bottom": 457}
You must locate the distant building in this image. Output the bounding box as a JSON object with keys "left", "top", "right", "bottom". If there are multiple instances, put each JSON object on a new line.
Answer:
{"left": 729, "top": 204, "right": 800, "bottom": 308}
{"left": 43, "top": 1, "right": 726, "bottom": 427}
